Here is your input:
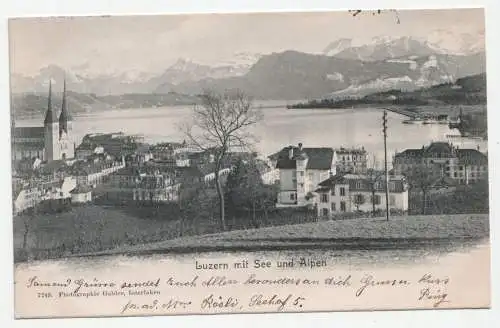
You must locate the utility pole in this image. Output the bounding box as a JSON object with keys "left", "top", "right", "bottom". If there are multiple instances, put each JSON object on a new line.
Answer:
{"left": 382, "top": 111, "right": 389, "bottom": 221}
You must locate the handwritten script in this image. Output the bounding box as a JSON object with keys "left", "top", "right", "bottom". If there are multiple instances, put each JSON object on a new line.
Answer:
{"left": 18, "top": 257, "right": 455, "bottom": 316}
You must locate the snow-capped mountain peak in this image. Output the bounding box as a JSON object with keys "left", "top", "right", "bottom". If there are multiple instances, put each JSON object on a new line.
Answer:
{"left": 323, "top": 38, "right": 353, "bottom": 56}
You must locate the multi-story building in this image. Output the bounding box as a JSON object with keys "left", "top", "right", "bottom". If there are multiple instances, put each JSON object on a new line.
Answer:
{"left": 335, "top": 147, "right": 368, "bottom": 174}
{"left": 12, "top": 176, "right": 76, "bottom": 215}
{"left": 78, "top": 132, "right": 144, "bottom": 158}
{"left": 149, "top": 142, "right": 186, "bottom": 160}
{"left": 132, "top": 173, "right": 180, "bottom": 202}
{"left": 315, "top": 173, "right": 409, "bottom": 217}
{"left": 393, "top": 142, "right": 488, "bottom": 185}
{"left": 70, "top": 156, "right": 125, "bottom": 186}
{"left": 12, "top": 79, "right": 75, "bottom": 162}
{"left": 269, "top": 143, "right": 336, "bottom": 207}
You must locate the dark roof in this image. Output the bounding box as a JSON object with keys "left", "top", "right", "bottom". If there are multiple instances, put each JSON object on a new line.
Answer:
{"left": 394, "top": 149, "right": 423, "bottom": 158}
{"left": 457, "top": 149, "right": 488, "bottom": 165}
{"left": 12, "top": 141, "right": 45, "bottom": 151}
{"left": 71, "top": 159, "right": 118, "bottom": 175}
{"left": 273, "top": 146, "right": 334, "bottom": 170}
{"left": 13, "top": 127, "right": 45, "bottom": 139}
{"left": 76, "top": 143, "right": 96, "bottom": 151}
{"left": 423, "top": 142, "right": 455, "bottom": 157}
{"left": 317, "top": 173, "right": 407, "bottom": 193}
{"left": 71, "top": 185, "right": 92, "bottom": 194}
{"left": 39, "top": 160, "right": 67, "bottom": 174}
{"left": 318, "top": 174, "right": 349, "bottom": 187}
{"left": 113, "top": 166, "right": 140, "bottom": 176}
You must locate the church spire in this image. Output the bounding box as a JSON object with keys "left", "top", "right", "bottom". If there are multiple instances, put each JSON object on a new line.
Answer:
{"left": 59, "top": 77, "right": 72, "bottom": 133}
{"left": 43, "top": 79, "right": 57, "bottom": 125}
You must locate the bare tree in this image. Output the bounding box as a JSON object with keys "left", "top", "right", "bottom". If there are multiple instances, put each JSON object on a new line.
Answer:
{"left": 366, "top": 156, "right": 384, "bottom": 216}
{"left": 353, "top": 193, "right": 366, "bottom": 212}
{"left": 182, "top": 89, "right": 263, "bottom": 231}
{"left": 406, "top": 163, "right": 438, "bottom": 214}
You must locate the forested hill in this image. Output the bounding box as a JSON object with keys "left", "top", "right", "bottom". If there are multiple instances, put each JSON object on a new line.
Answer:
{"left": 11, "top": 91, "right": 199, "bottom": 118}
{"left": 289, "top": 73, "right": 487, "bottom": 109}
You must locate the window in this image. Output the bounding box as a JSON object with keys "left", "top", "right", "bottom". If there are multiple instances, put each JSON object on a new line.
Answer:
{"left": 300, "top": 171, "right": 304, "bottom": 177}
{"left": 331, "top": 203, "right": 336, "bottom": 211}
{"left": 321, "top": 193, "right": 328, "bottom": 203}
{"left": 340, "top": 187, "right": 346, "bottom": 196}
{"left": 290, "top": 193, "right": 295, "bottom": 201}
{"left": 459, "top": 166, "right": 464, "bottom": 171}
{"left": 340, "top": 201, "right": 346, "bottom": 212}
{"left": 356, "top": 181, "right": 362, "bottom": 189}
{"left": 354, "top": 194, "right": 364, "bottom": 203}
{"left": 454, "top": 172, "right": 458, "bottom": 178}
{"left": 299, "top": 183, "right": 304, "bottom": 188}
{"left": 389, "top": 195, "right": 396, "bottom": 206}
{"left": 373, "top": 195, "right": 381, "bottom": 205}
{"left": 322, "top": 208, "right": 329, "bottom": 216}
{"left": 331, "top": 188, "right": 336, "bottom": 196}
{"left": 292, "top": 171, "right": 297, "bottom": 178}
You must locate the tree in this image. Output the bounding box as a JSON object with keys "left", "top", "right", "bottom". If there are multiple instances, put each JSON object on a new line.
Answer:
{"left": 182, "top": 90, "right": 263, "bottom": 231}
{"left": 366, "top": 168, "right": 384, "bottom": 216}
{"left": 22, "top": 206, "right": 36, "bottom": 250}
{"left": 178, "top": 179, "right": 219, "bottom": 235}
{"left": 225, "top": 158, "right": 274, "bottom": 228}
{"left": 406, "top": 163, "right": 438, "bottom": 214}
{"left": 353, "top": 193, "right": 366, "bottom": 212}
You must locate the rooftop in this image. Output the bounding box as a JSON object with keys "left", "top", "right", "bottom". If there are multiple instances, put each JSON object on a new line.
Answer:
{"left": 71, "top": 185, "right": 93, "bottom": 194}
{"left": 317, "top": 173, "right": 408, "bottom": 193}
{"left": 335, "top": 147, "right": 367, "bottom": 155}
{"left": 13, "top": 127, "right": 45, "bottom": 139}
{"left": 271, "top": 145, "right": 334, "bottom": 170}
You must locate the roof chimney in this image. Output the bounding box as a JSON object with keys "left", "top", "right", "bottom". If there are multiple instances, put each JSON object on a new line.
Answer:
{"left": 298, "top": 143, "right": 303, "bottom": 151}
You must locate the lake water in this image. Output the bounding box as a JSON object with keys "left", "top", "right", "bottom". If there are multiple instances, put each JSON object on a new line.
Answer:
{"left": 16, "top": 102, "right": 487, "bottom": 168}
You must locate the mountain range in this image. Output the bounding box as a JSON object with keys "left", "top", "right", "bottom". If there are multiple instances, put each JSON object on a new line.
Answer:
{"left": 10, "top": 36, "right": 486, "bottom": 109}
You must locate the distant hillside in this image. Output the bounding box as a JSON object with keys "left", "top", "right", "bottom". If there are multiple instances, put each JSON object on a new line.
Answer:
{"left": 289, "top": 73, "right": 486, "bottom": 109}
{"left": 365, "top": 73, "right": 486, "bottom": 105}
{"left": 11, "top": 91, "right": 199, "bottom": 119}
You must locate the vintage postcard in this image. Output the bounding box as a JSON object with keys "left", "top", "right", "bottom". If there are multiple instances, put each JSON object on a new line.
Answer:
{"left": 10, "top": 8, "right": 490, "bottom": 319}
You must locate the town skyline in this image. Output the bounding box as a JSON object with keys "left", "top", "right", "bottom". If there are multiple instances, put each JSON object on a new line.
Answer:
{"left": 9, "top": 8, "right": 485, "bottom": 77}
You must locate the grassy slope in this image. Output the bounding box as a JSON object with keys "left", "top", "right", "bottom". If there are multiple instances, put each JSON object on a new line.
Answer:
{"left": 13, "top": 202, "right": 489, "bottom": 261}
{"left": 87, "top": 214, "right": 489, "bottom": 257}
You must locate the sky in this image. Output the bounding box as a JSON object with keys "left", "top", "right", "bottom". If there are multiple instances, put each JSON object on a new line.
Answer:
{"left": 8, "top": 8, "right": 485, "bottom": 76}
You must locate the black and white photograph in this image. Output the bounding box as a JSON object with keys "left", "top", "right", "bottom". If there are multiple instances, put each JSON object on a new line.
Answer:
{"left": 9, "top": 7, "right": 490, "bottom": 318}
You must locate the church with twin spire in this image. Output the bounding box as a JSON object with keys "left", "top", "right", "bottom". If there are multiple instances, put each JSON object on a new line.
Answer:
{"left": 12, "top": 79, "right": 75, "bottom": 163}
